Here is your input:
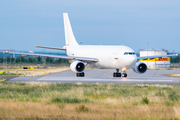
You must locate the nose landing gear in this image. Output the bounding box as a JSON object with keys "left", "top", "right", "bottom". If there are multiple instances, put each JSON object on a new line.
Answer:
{"left": 122, "top": 73, "right": 127, "bottom": 77}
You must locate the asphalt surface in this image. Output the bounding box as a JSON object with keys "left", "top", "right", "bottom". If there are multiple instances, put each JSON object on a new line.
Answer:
{"left": 6, "top": 69, "right": 180, "bottom": 85}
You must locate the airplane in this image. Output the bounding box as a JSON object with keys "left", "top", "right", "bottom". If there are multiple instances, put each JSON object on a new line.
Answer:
{"left": 4, "top": 13, "right": 177, "bottom": 77}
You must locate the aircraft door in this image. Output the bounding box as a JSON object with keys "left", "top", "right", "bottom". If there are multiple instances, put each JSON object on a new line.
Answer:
{"left": 113, "top": 52, "right": 120, "bottom": 68}
{"left": 113, "top": 53, "right": 119, "bottom": 60}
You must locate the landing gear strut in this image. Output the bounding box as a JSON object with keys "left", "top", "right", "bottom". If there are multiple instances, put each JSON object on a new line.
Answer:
{"left": 76, "top": 72, "right": 85, "bottom": 77}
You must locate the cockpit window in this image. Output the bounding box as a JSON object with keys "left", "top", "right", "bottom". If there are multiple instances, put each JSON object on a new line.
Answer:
{"left": 124, "top": 52, "right": 128, "bottom": 55}
{"left": 124, "top": 52, "right": 136, "bottom": 55}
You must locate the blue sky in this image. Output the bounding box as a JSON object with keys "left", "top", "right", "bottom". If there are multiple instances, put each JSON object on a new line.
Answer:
{"left": 0, "top": 0, "right": 180, "bottom": 52}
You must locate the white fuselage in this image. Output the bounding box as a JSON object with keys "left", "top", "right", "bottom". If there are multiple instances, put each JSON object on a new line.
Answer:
{"left": 65, "top": 45, "right": 137, "bottom": 69}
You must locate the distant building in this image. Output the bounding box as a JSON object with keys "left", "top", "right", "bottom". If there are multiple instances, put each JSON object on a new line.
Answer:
{"left": 139, "top": 49, "right": 170, "bottom": 68}
{"left": 0, "top": 49, "right": 15, "bottom": 58}
{"left": 0, "top": 49, "right": 14, "bottom": 52}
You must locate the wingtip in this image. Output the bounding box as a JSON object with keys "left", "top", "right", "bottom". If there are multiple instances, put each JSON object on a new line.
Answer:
{"left": 3, "top": 51, "right": 9, "bottom": 53}
{"left": 35, "top": 45, "right": 41, "bottom": 48}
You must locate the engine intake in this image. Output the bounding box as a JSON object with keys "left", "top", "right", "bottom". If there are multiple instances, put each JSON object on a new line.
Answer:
{"left": 70, "top": 61, "right": 85, "bottom": 73}
{"left": 132, "top": 61, "right": 147, "bottom": 74}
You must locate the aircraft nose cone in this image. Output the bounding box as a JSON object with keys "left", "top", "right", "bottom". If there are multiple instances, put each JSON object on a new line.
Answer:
{"left": 129, "top": 56, "right": 136, "bottom": 64}
{"left": 123, "top": 56, "right": 137, "bottom": 67}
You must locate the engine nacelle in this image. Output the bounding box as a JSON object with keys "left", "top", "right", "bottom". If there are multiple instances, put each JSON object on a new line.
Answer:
{"left": 70, "top": 61, "right": 85, "bottom": 73}
{"left": 132, "top": 61, "right": 147, "bottom": 74}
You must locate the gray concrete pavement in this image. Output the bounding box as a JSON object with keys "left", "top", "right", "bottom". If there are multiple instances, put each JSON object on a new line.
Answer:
{"left": 6, "top": 69, "right": 180, "bottom": 85}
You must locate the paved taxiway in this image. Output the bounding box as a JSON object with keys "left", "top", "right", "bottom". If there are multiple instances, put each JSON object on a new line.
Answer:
{"left": 6, "top": 69, "right": 180, "bottom": 85}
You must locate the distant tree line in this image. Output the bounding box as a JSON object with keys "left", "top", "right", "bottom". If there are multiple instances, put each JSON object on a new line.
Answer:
{"left": 0, "top": 55, "right": 179, "bottom": 65}
{"left": 0, "top": 56, "right": 69, "bottom": 64}
{"left": 170, "top": 56, "right": 180, "bottom": 63}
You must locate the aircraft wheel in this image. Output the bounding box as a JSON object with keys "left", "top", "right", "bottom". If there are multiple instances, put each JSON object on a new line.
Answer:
{"left": 117, "top": 73, "right": 121, "bottom": 77}
{"left": 122, "top": 73, "right": 127, "bottom": 77}
{"left": 76, "top": 73, "right": 79, "bottom": 77}
{"left": 76, "top": 72, "right": 85, "bottom": 77}
{"left": 113, "top": 73, "right": 116, "bottom": 77}
{"left": 113, "top": 73, "right": 121, "bottom": 77}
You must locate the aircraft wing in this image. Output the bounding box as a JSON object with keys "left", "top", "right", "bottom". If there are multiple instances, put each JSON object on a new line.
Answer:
{"left": 35, "top": 46, "right": 66, "bottom": 51}
{"left": 4, "top": 52, "right": 99, "bottom": 62}
{"left": 137, "top": 54, "right": 178, "bottom": 60}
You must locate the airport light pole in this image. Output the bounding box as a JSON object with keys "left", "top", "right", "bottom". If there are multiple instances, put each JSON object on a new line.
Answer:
{"left": 43, "top": 49, "right": 46, "bottom": 67}
{"left": 178, "top": 54, "right": 180, "bottom": 68}
{"left": 173, "top": 50, "right": 175, "bottom": 68}
{"left": 20, "top": 51, "right": 23, "bottom": 68}
{"left": 6, "top": 57, "right": 7, "bottom": 69}
{"left": 20, "top": 55, "right": 22, "bottom": 67}
{"left": 147, "top": 43, "right": 148, "bottom": 67}
{"left": 10, "top": 56, "right": 11, "bottom": 66}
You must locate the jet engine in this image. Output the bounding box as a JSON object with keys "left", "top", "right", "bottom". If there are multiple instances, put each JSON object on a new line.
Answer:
{"left": 70, "top": 61, "right": 85, "bottom": 73}
{"left": 132, "top": 61, "right": 147, "bottom": 74}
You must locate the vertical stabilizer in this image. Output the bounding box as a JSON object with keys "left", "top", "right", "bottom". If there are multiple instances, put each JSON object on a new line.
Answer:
{"left": 63, "top": 13, "right": 79, "bottom": 46}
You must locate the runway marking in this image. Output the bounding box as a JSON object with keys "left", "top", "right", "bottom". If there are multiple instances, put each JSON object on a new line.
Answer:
{"left": 119, "top": 80, "right": 173, "bottom": 82}
{"left": 38, "top": 78, "right": 173, "bottom": 82}
{"left": 104, "top": 70, "right": 114, "bottom": 75}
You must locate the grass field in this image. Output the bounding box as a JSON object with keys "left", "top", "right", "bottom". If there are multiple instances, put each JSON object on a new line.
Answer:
{"left": 0, "top": 82, "right": 180, "bottom": 119}
{"left": 0, "top": 66, "right": 70, "bottom": 76}
{"left": 164, "top": 73, "right": 180, "bottom": 77}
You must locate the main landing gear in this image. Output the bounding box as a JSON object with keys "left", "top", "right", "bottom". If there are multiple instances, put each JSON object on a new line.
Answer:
{"left": 113, "top": 69, "right": 127, "bottom": 77}
{"left": 113, "top": 69, "right": 121, "bottom": 77}
{"left": 76, "top": 72, "right": 85, "bottom": 77}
